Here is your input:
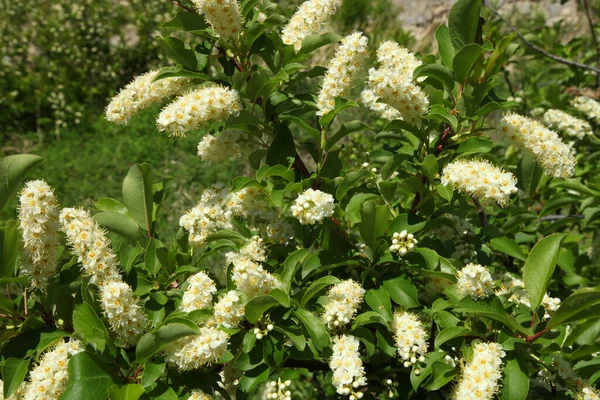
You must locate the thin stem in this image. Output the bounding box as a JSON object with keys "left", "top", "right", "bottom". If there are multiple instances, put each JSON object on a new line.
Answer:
{"left": 471, "top": 197, "right": 488, "bottom": 226}
{"left": 169, "top": 0, "right": 194, "bottom": 12}
{"left": 484, "top": 1, "right": 600, "bottom": 75}
{"left": 582, "top": 0, "right": 600, "bottom": 86}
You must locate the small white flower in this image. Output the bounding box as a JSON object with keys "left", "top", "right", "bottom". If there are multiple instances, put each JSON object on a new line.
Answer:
{"left": 572, "top": 96, "right": 600, "bottom": 124}
{"left": 392, "top": 311, "right": 428, "bottom": 366}
{"left": 180, "top": 271, "right": 217, "bottom": 312}
{"left": 291, "top": 189, "right": 335, "bottom": 225}
{"left": 330, "top": 335, "right": 367, "bottom": 397}
{"left": 211, "top": 290, "right": 245, "bottom": 328}
{"left": 165, "top": 326, "right": 229, "bottom": 370}
{"left": 456, "top": 263, "right": 494, "bottom": 300}
{"left": 543, "top": 109, "right": 592, "bottom": 139}
{"left": 188, "top": 389, "right": 213, "bottom": 400}
{"left": 453, "top": 342, "right": 505, "bottom": 400}
{"left": 389, "top": 230, "right": 418, "bottom": 255}
{"left": 321, "top": 280, "right": 365, "bottom": 329}
{"left": 100, "top": 281, "right": 149, "bottom": 346}
{"left": 197, "top": 131, "right": 247, "bottom": 163}
{"left": 281, "top": 0, "right": 342, "bottom": 51}
{"left": 192, "top": 0, "right": 243, "bottom": 41}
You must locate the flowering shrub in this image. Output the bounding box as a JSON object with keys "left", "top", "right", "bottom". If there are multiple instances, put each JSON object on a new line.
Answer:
{"left": 1, "top": 0, "right": 600, "bottom": 399}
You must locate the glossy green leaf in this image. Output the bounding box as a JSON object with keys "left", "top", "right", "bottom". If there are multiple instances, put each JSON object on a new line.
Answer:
{"left": 141, "top": 361, "right": 165, "bottom": 389}
{"left": 435, "top": 25, "right": 456, "bottom": 68}
{"left": 136, "top": 319, "right": 199, "bottom": 363}
{"left": 455, "top": 296, "right": 528, "bottom": 334}
{"left": 2, "top": 358, "right": 29, "bottom": 398}
{"left": 358, "top": 201, "right": 391, "bottom": 250}
{"left": 434, "top": 326, "right": 472, "bottom": 348}
{"left": 448, "top": 0, "right": 482, "bottom": 50}
{"left": 294, "top": 309, "right": 330, "bottom": 351}
{"left": 122, "top": 163, "right": 154, "bottom": 236}
{"left": 0, "top": 154, "right": 44, "bottom": 212}
{"left": 159, "top": 36, "right": 198, "bottom": 70}
{"left": 547, "top": 287, "right": 600, "bottom": 329}
{"left": 416, "top": 63, "right": 455, "bottom": 91}
{"left": 108, "top": 384, "right": 145, "bottom": 400}
{"left": 245, "top": 295, "right": 284, "bottom": 324}
{"left": 61, "top": 352, "right": 115, "bottom": 400}
{"left": 457, "top": 137, "right": 494, "bottom": 155}
{"left": 301, "top": 275, "right": 340, "bottom": 307}
{"left": 0, "top": 220, "right": 21, "bottom": 278}
{"left": 336, "top": 170, "right": 372, "bottom": 201}
{"left": 490, "top": 237, "right": 527, "bottom": 262}
{"left": 93, "top": 212, "right": 144, "bottom": 243}
{"left": 365, "top": 287, "right": 393, "bottom": 322}
{"left": 72, "top": 303, "right": 113, "bottom": 354}
{"left": 452, "top": 44, "right": 484, "bottom": 83}
{"left": 523, "top": 233, "right": 567, "bottom": 311}
{"left": 382, "top": 275, "right": 420, "bottom": 308}
{"left": 501, "top": 357, "right": 529, "bottom": 400}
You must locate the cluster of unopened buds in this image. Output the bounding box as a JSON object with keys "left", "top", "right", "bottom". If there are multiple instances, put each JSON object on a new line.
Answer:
{"left": 384, "top": 376, "right": 400, "bottom": 398}
{"left": 265, "top": 379, "right": 292, "bottom": 400}
{"left": 254, "top": 323, "right": 274, "bottom": 340}
{"left": 389, "top": 230, "right": 417, "bottom": 255}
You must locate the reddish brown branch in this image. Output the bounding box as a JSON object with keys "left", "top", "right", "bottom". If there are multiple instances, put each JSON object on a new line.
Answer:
{"left": 169, "top": 0, "right": 194, "bottom": 12}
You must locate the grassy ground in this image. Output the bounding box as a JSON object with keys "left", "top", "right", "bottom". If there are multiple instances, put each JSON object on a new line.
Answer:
{"left": 1, "top": 108, "right": 243, "bottom": 239}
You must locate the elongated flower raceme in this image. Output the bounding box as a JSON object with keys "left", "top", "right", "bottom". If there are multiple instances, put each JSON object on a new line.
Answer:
{"left": 329, "top": 335, "right": 367, "bottom": 399}
{"left": 230, "top": 258, "right": 280, "bottom": 298}
{"left": 366, "top": 41, "right": 429, "bottom": 124}
{"left": 59, "top": 207, "right": 121, "bottom": 286}
{"left": 500, "top": 113, "right": 576, "bottom": 178}
{"left": 457, "top": 263, "right": 494, "bottom": 300}
{"left": 157, "top": 86, "right": 242, "bottom": 137}
{"left": 360, "top": 88, "right": 401, "bottom": 121}
{"left": 105, "top": 70, "right": 189, "bottom": 124}
{"left": 453, "top": 342, "right": 505, "bottom": 400}
{"left": 180, "top": 187, "right": 234, "bottom": 248}
{"left": 291, "top": 188, "right": 335, "bottom": 225}
{"left": 191, "top": 0, "right": 243, "bottom": 41}
{"left": 441, "top": 159, "right": 518, "bottom": 206}
{"left": 281, "top": 0, "right": 342, "bottom": 51}
{"left": 197, "top": 131, "right": 246, "bottom": 163}
{"left": 572, "top": 96, "right": 600, "bottom": 124}
{"left": 180, "top": 271, "right": 217, "bottom": 312}
{"left": 211, "top": 290, "right": 245, "bottom": 328}
{"left": 317, "top": 32, "right": 369, "bottom": 116}
{"left": 165, "top": 326, "right": 229, "bottom": 370}
{"left": 18, "top": 180, "right": 61, "bottom": 288}
{"left": 23, "top": 339, "right": 84, "bottom": 400}
{"left": 322, "top": 280, "right": 365, "bottom": 329}
{"left": 392, "top": 311, "right": 428, "bottom": 367}
{"left": 543, "top": 109, "right": 592, "bottom": 139}
{"left": 101, "top": 281, "right": 149, "bottom": 346}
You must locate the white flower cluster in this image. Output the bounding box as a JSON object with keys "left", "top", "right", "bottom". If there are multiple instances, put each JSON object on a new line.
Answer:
{"left": 105, "top": 70, "right": 189, "bottom": 124}
{"left": 579, "top": 387, "right": 600, "bottom": 400}
{"left": 441, "top": 159, "right": 518, "bottom": 206}
{"left": 291, "top": 188, "right": 335, "bottom": 225}
{"left": 18, "top": 180, "right": 61, "bottom": 288}
{"left": 365, "top": 41, "right": 429, "bottom": 124}
{"left": 237, "top": 236, "right": 267, "bottom": 262}
{"left": 360, "top": 88, "right": 401, "bottom": 121}
{"left": 553, "top": 357, "right": 600, "bottom": 399}
{"left": 212, "top": 290, "right": 245, "bottom": 329}
{"left": 165, "top": 326, "right": 229, "bottom": 371}
{"left": 180, "top": 187, "right": 234, "bottom": 248}
{"left": 265, "top": 379, "right": 292, "bottom": 400}
{"left": 456, "top": 263, "right": 494, "bottom": 300}
{"left": 188, "top": 389, "right": 213, "bottom": 400}
{"left": 389, "top": 230, "right": 417, "bottom": 256}
{"left": 330, "top": 335, "right": 367, "bottom": 399}
{"left": 231, "top": 258, "right": 280, "bottom": 299}
{"left": 227, "top": 187, "right": 266, "bottom": 219}
{"left": 197, "top": 131, "right": 247, "bottom": 163}
{"left": 192, "top": 0, "right": 243, "bottom": 41}
{"left": 392, "top": 311, "right": 428, "bottom": 367}
{"left": 496, "top": 276, "right": 561, "bottom": 319}
{"left": 453, "top": 342, "right": 505, "bottom": 400}
{"left": 572, "top": 96, "right": 600, "bottom": 124}
{"left": 22, "top": 339, "right": 84, "bottom": 400}
{"left": 316, "top": 32, "right": 369, "bottom": 116}
{"left": 180, "top": 271, "right": 217, "bottom": 312}
{"left": 322, "top": 280, "right": 365, "bottom": 329}
{"left": 101, "top": 281, "right": 149, "bottom": 346}
{"left": 59, "top": 207, "right": 121, "bottom": 286}
{"left": 543, "top": 109, "right": 592, "bottom": 139}
{"left": 157, "top": 86, "right": 242, "bottom": 137}
{"left": 500, "top": 113, "right": 576, "bottom": 178}
{"left": 60, "top": 208, "right": 148, "bottom": 346}
{"left": 281, "top": 0, "right": 342, "bottom": 51}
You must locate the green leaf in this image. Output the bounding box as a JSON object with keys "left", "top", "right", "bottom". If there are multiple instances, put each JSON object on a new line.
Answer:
{"left": 256, "top": 164, "right": 295, "bottom": 182}
{"left": 93, "top": 212, "right": 144, "bottom": 243}
{"left": 159, "top": 36, "right": 198, "bottom": 70}
{"left": 490, "top": 237, "right": 527, "bottom": 262}
{"left": 382, "top": 275, "right": 420, "bottom": 308}
{"left": 161, "top": 11, "right": 208, "bottom": 33}
{"left": 0, "top": 154, "right": 44, "bottom": 211}
{"left": 153, "top": 65, "right": 210, "bottom": 82}
{"left": 448, "top": 0, "right": 482, "bottom": 50}
{"left": 0, "top": 220, "right": 21, "bottom": 278}
{"left": 319, "top": 98, "right": 359, "bottom": 129}
{"left": 415, "top": 63, "right": 455, "bottom": 91}
{"left": 108, "top": 384, "right": 145, "bottom": 400}
{"left": 300, "top": 275, "right": 341, "bottom": 307}
{"left": 72, "top": 303, "right": 113, "bottom": 354}
{"left": 94, "top": 198, "right": 127, "bottom": 214}
{"left": 547, "top": 287, "right": 600, "bottom": 329}
{"left": 501, "top": 357, "right": 530, "bottom": 400}
{"left": 145, "top": 238, "right": 167, "bottom": 276}
{"left": 280, "top": 249, "right": 311, "bottom": 295}
{"left": 294, "top": 309, "right": 330, "bottom": 351}
{"left": 296, "top": 32, "right": 341, "bottom": 58}
{"left": 136, "top": 319, "right": 199, "bottom": 363}
{"left": 354, "top": 311, "right": 389, "bottom": 327}
{"left": 421, "top": 154, "right": 439, "bottom": 183}
{"left": 523, "top": 233, "right": 567, "bottom": 311}
{"left": 425, "top": 104, "right": 458, "bottom": 130}
{"left": 2, "top": 358, "right": 29, "bottom": 398}
{"left": 325, "top": 120, "right": 370, "bottom": 151}
{"left": 457, "top": 137, "right": 494, "bottom": 155}
{"left": 435, "top": 25, "right": 456, "bottom": 68}
{"left": 266, "top": 123, "right": 296, "bottom": 167}
{"left": 365, "top": 287, "right": 393, "bottom": 322}
{"left": 336, "top": 170, "right": 371, "bottom": 201}
{"left": 245, "top": 295, "right": 283, "bottom": 324}
{"left": 122, "top": 163, "right": 154, "bottom": 237}
{"left": 141, "top": 361, "right": 165, "bottom": 389}
{"left": 434, "top": 326, "right": 472, "bottom": 348}
{"left": 61, "top": 352, "right": 115, "bottom": 400}
{"left": 455, "top": 296, "right": 528, "bottom": 334}
{"left": 452, "top": 44, "right": 485, "bottom": 83}
{"left": 358, "top": 201, "right": 391, "bottom": 250}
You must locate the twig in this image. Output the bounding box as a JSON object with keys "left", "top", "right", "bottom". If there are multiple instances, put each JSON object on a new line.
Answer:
{"left": 484, "top": 1, "right": 600, "bottom": 75}
{"left": 435, "top": 125, "right": 454, "bottom": 155}
{"left": 582, "top": 0, "right": 600, "bottom": 86}
{"left": 471, "top": 197, "right": 488, "bottom": 226}
{"left": 169, "top": 0, "right": 194, "bottom": 12}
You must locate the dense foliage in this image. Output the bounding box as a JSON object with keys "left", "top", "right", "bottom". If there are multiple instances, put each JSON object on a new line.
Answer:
{"left": 1, "top": 0, "right": 600, "bottom": 399}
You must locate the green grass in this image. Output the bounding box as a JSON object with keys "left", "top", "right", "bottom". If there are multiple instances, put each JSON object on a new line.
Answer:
{"left": 1, "top": 108, "right": 243, "bottom": 239}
